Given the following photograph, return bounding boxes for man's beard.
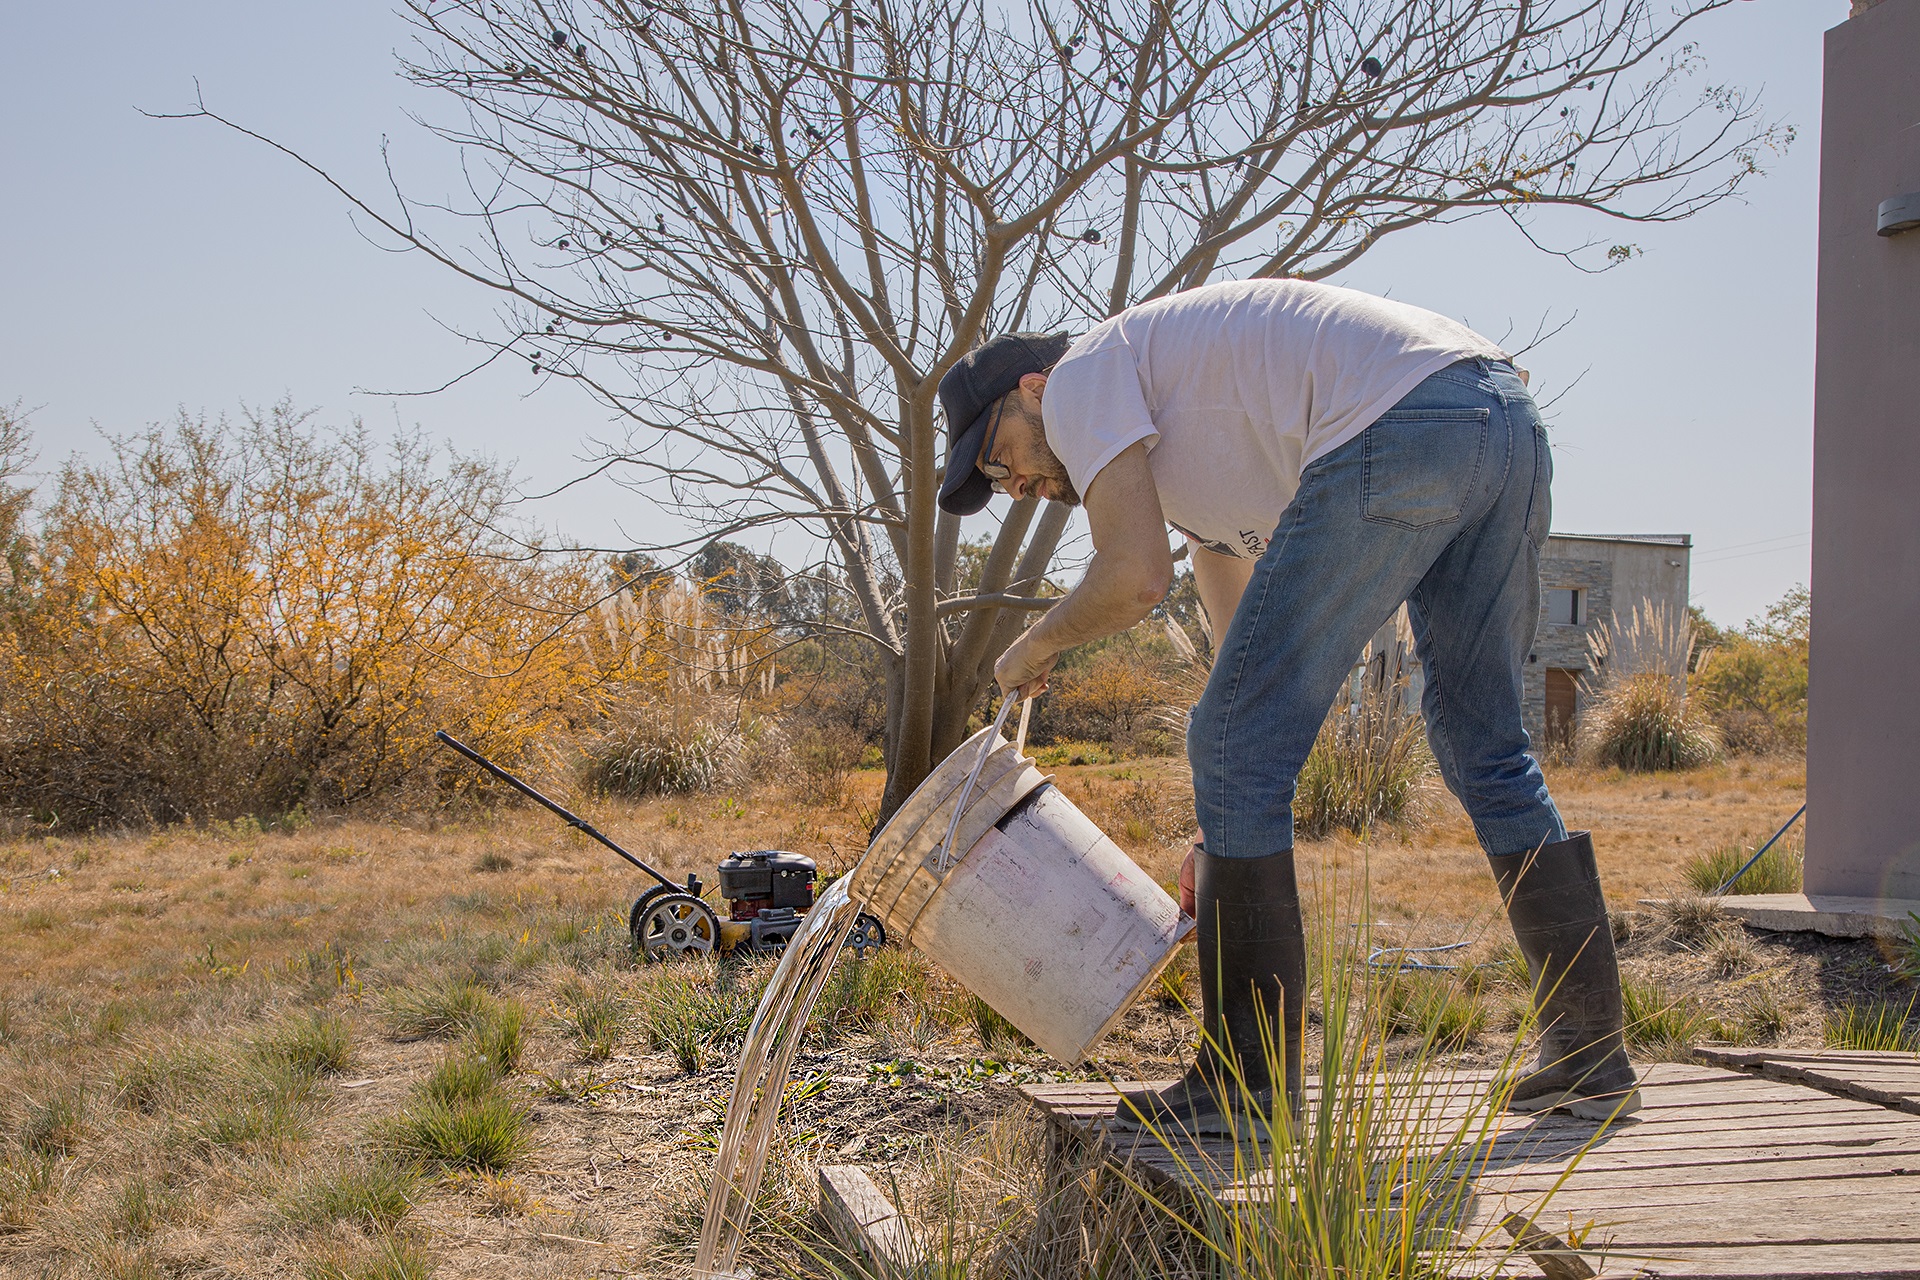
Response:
[1016,402,1082,506]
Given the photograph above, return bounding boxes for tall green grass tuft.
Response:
[379,979,496,1039]
[555,980,626,1062]
[1381,972,1489,1050]
[960,992,1032,1054]
[465,998,527,1075]
[264,1011,355,1077]
[18,1089,86,1157]
[177,1061,320,1155]
[1894,913,1920,984]
[810,947,938,1038]
[1293,676,1436,840]
[283,1159,422,1231]
[1681,839,1803,895]
[1825,999,1920,1052]
[302,1231,434,1280]
[633,956,766,1072]
[419,1055,503,1109]
[382,1093,531,1173]
[1155,628,1433,840]
[1621,977,1710,1059]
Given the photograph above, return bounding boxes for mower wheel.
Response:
[627,886,675,946]
[633,892,720,962]
[843,912,887,958]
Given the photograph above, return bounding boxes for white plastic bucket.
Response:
[851,724,1193,1064]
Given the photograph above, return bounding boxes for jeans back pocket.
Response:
[1360,407,1490,530]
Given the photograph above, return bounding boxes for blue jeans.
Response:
[1190,358,1566,860]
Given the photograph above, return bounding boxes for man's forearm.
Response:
[1027,548,1169,655]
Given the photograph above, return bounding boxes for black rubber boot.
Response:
[1488,831,1642,1120]
[1112,848,1305,1139]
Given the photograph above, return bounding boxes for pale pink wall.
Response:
[1806,0,1920,899]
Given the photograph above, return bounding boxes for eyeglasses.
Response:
[978,398,1012,492]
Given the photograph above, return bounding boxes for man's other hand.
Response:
[994,630,1059,697]
[1179,843,1197,917]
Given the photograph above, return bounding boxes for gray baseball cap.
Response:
[937,331,1074,516]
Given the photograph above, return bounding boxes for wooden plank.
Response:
[1500,1212,1597,1279]
[817,1165,918,1276]
[1464,1194,1920,1243]
[1453,1241,1920,1278]
[1697,1046,1920,1116]
[1478,1154,1920,1190]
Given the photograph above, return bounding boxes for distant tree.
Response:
[0,403,33,603]
[1692,584,1809,754]
[187,0,1790,818]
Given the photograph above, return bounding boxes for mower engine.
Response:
[716,850,817,952]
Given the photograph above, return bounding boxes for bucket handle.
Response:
[932,693,1030,874]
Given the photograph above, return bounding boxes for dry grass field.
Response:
[1,753,1907,1279]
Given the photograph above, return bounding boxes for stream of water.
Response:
[693,701,1027,1277]
[691,874,868,1277]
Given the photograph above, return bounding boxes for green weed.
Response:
[379,980,494,1039]
[381,1095,531,1173]
[18,1089,85,1157]
[1622,977,1710,1058]
[556,982,626,1062]
[533,1068,612,1103]
[635,958,764,1073]
[465,998,527,1075]
[283,1159,421,1231]
[1825,998,1920,1052]
[303,1231,434,1280]
[1682,840,1803,895]
[1382,972,1488,1050]
[265,1011,355,1078]
[961,992,1031,1054]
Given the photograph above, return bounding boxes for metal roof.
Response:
[1546,533,1692,548]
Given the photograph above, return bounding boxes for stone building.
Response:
[1524,533,1692,748]
[1360,532,1692,750]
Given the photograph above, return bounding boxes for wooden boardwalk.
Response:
[1022,1054,1920,1277]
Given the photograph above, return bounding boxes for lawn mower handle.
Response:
[434,730,683,892]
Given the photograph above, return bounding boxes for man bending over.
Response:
[936,278,1640,1136]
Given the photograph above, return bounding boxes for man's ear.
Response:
[1019,370,1049,401]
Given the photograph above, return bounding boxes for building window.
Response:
[1546,588,1582,626]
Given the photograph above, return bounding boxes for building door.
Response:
[1545,669,1580,750]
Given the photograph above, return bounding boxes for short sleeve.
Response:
[1040,335,1159,499]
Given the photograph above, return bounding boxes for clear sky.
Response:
[0,1,1847,628]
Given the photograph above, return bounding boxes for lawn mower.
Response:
[434,731,885,963]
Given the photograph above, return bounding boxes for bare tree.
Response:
[181,0,1786,818]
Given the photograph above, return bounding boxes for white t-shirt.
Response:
[1040,278,1507,559]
